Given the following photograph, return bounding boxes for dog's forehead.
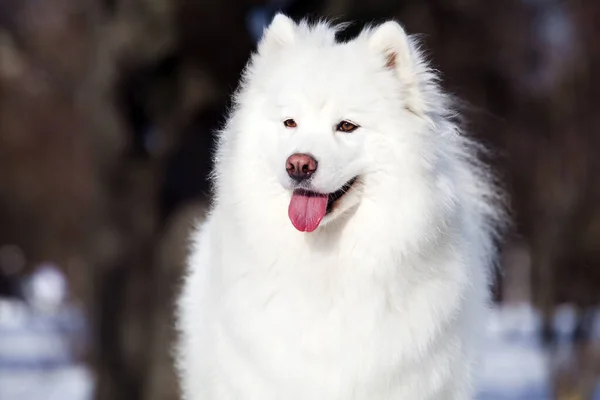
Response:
[285,44,372,81]
[266,43,386,108]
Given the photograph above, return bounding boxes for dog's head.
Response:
[219,15,456,235]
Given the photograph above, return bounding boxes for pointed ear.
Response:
[368,21,425,116]
[257,14,296,55]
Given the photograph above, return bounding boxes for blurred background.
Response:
[0,0,598,399]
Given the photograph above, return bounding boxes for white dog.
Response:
[176,14,504,400]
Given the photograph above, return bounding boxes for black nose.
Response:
[286,153,318,182]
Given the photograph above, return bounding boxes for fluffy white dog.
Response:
[176,14,504,400]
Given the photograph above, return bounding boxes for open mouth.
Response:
[288,177,358,232]
[326,176,357,214]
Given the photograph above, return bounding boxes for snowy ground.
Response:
[0,298,93,400]
[1,267,599,399]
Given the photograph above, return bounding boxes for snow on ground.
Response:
[0,267,599,400]
[0,265,93,400]
[479,304,600,399]
[478,304,551,399]
[0,298,93,400]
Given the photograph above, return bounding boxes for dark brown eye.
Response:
[336,120,359,133]
[283,119,297,128]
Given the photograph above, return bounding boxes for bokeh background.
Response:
[0,0,599,399]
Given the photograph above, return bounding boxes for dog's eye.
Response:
[283,119,297,128]
[336,121,359,133]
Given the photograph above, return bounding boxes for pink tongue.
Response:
[288,191,328,232]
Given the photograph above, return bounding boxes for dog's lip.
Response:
[326,176,357,214]
[291,177,358,214]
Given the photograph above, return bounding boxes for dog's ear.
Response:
[258,14,296,55]
[368,21,425,116]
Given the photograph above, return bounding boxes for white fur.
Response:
[176,14,505,400]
